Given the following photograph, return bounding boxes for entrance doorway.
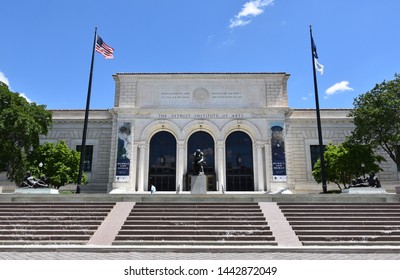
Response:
[186,131,216,191]
[225,131,254,191]
[148,131,176,191]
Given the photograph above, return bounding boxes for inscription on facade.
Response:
[211,92,242,99]
[158,113,243,119]
[160,91,243,102]
[160,92,190,99]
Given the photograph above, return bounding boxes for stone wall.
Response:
[40,110,113,187]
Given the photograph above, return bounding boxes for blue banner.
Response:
[270,122,287,181]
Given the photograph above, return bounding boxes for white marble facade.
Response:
[26,73,399,193]
[110,73,291,193]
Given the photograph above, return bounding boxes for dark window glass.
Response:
[76,145,93,172]
[225,131,254,191]
[148,131,177,191]
[396,146,400,172]
[310,145,326,170]
[186,131,216,191]
[187,131,215,174]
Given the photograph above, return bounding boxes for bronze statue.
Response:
[193,149,205,175]
[20,171,48,188]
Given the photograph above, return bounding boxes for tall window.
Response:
[187,131,215,174]
[76,145,93,172]
[149,131,176,191]
[225,131,254,191]
[310,145,326,170]
[187,131,215,191]
[396,145,400,172]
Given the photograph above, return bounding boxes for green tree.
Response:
[348,74,400,167]
[0,82,52,184]
[27,141,87,188]
[312,142,384,190]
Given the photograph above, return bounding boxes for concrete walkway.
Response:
[0,246,400,260]
[88,202,135,245]
[259,202,302,247]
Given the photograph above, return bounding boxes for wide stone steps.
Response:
[3,200,400,247]
[113,240,277,246]
[291,225,400,230]
[113,202,277,246]
[278,202,400,246]
[122,221,269,226]
[0,225,100,230]
[121,225,270,230]
[117,230,272,236]
[0,219,105,225]
[0,202,115,245]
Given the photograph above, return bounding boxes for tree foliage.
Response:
[312,141,384,189]
[0,82,52,183]
[348,74,400,166]
[27,141,87,188]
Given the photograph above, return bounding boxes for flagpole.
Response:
[76,27,97,194]
[310,25,327,193]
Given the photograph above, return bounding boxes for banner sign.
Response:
[270,121,287,181]
[116,122,131,182]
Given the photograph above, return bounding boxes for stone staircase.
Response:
[112,202,277,246]
[2,200,400,247]
[278,202,400,246]
[0,202,115,245]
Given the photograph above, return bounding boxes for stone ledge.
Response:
[58,184,77,192]
[341,187,387,194]
[14,188,59,194]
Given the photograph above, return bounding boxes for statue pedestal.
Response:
[14,188,59,194]
[341,187,386,194]
[191,175,207,194]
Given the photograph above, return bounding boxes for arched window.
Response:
[225,131,254,191]
[148,131,176,191]
[187,131,215,190]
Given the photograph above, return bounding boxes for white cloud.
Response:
[0,71,10,86]
[229,0,274,29]
[301,93,313,101]
[325,81,354,95]
[0,70,32,103]
[229,19,252,28]
[19,93,32,103]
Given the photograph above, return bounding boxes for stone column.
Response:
[217,141,225,193]
[264,143,271,192]
[130,144,138,192]
[256,144,265,192]
[137,144,146,192]
[177,142,185,192]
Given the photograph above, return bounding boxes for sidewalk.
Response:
[1,245,400,260]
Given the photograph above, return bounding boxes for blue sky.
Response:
[1,0,399,110]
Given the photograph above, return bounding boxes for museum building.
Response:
[36,73,398,193]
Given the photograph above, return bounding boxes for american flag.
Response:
[95,35,114,59]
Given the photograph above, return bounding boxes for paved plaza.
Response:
[0,246,399,260]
